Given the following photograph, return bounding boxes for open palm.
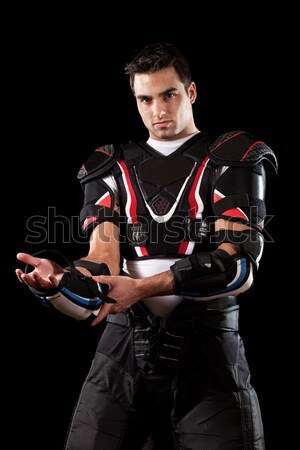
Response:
[16,252,65,291]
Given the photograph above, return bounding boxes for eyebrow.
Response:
[136,87,178,100]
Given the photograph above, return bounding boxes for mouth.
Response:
[153,120,172,128]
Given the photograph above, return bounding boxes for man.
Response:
[16,43,277,449]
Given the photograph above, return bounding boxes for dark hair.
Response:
[124,42,192,93]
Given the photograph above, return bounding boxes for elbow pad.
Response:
[26,251,114,321]
[170,229,264,300]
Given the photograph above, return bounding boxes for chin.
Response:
[154,129,178,140]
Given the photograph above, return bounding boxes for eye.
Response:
[140,97,151,105]
[164,92,176,100]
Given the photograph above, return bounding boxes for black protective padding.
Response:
[170,249,240,296]
[212,193,251,216]
[25,250,114,305]
[213,229,264,265]
[208,130,278,173]
[73,260,111,276]
[78,144,119,184]
[212,165,267,227]
[80,204,120,227]
[170,228,264,297]
[137,155,194,186]
[136,154,195,216]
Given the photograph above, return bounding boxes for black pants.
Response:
[64,299,265,450]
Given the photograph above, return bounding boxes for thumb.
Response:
[17,253,41,268]
[91,302,112,326]
[92,275,112,286]
[92,276,116,303]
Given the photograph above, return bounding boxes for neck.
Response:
[150,126,200,142]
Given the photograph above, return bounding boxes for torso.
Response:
[109,133,217,317]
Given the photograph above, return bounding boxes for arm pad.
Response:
[170,229,263,300]
[26,251,114,321]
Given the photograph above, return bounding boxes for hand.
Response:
[16,253,65,292]
[90,275,142,326]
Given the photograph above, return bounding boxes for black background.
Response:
[10,28,285,449]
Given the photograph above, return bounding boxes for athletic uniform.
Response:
[61,131,277,449]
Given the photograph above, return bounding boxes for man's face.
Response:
[133,66,197,141]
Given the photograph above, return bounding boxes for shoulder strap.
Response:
[207,130,278,173]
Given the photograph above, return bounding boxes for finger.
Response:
[16,269,24,283]
[91,302,112,326]
[16,253,41,268]
[93,276,113,298]
[32,272,45,286]
[21,272,47,290]
[108,305,127,314]
[92,275,112,284]
[48,274,60,288]
[20,273,36,288]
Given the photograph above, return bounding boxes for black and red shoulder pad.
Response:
[77,144,120,185]
[207,131,278,174]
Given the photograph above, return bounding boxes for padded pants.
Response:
[64,302,265,450]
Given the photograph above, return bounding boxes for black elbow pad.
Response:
[170,229,264,300]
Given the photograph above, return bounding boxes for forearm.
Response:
[78,222,121,276]
[90,269,176,318]
[136,270,175,299]
[129,238,240,301]
[134,244,238,301]
[135,229,260,302]
[78,253,120,276]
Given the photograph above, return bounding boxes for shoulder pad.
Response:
[77,144,120,184]
[182,132,214,163]
[207,130,278,173]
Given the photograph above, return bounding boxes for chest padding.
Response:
[136,155,195,219]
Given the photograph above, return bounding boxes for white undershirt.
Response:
[147,132,199,156]
[106,133,200,317]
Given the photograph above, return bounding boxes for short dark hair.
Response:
[124,42,192,93]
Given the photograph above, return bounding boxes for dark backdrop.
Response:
[11,34,283,449]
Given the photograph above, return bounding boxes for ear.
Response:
[189,81,197,104]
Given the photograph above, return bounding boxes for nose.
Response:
[152,99,166,119]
